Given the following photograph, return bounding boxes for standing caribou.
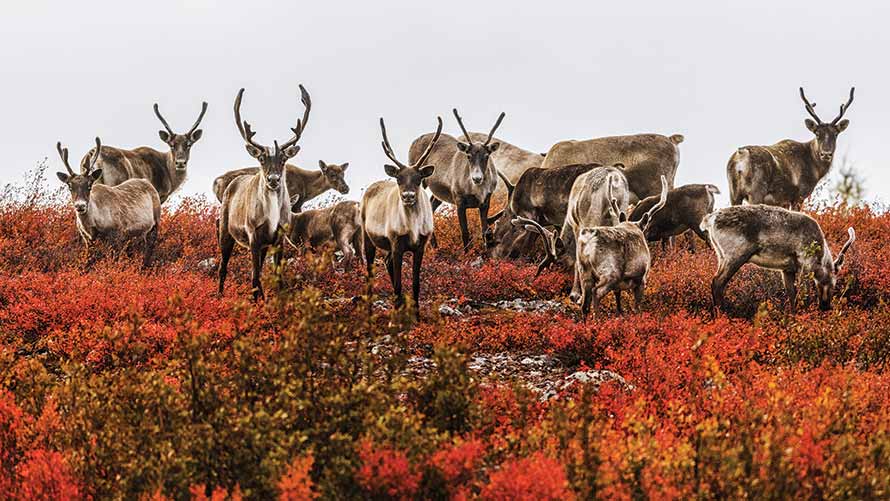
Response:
[628,184,720,247]
[409,109,505,250]
[703,205,855,313]
[460,132,544,197]
[212,160,350,212]
[541,133,684,202]
[727,87,855,209]
[217,86,311,300]
[81,101,208,204]
[362,116,443,319]
[57,138,161,268]
[289,200,363,263]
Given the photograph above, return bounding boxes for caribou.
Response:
[409,109,505,250]
[81,101,207,204]
[540,133,684,202]
[362,116,443,318]
[628,184,720,248]
[213,160,349,212]
[289,200,363,263]
[217,86,311,300]
[703,205,855,313]
[519,177,668,319]
[57,138,161,268]
[727,87,854,209]
[460,132,545,196]
[484,163,598,260]
[562,164,631,301]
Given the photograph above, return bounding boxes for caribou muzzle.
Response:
[266,174,281,191]
[401,191,417,206]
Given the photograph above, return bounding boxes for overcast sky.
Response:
[2,0,888,206]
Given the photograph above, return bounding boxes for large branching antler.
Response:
[88,137,102,172]
[831,87,855,125]
[484,112,506,146]
[634,176,668,231]
[279,84,312,151]
[188,101,209,135]
[511,215,558,277]
[799,87,823,124]
[453,108,473,144]
[379,118,408,169]
[233,88,265,151]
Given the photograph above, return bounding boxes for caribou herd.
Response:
[54,86,858,320]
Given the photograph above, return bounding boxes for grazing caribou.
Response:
[217,86,311,300]
[461,132,544,196]
[563,164,631,301]
[484,163,598,260]
[57,138,161,268]
[541,133,684,202]
[628,184,719,247]
[289,201,363,263]
[409,109,505,250]
[702,205,855,312]
[81,101,207,204]
[213,160,350,212]
[362,116,443,318]
[728,87,854,209]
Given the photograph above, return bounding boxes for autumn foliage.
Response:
[4,167,890,498]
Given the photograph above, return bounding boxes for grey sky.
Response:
[2,0,888,205]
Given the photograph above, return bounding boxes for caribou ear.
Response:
[56,172,70,183]
[805,119,818,133]
[89,169,103,182]
[836,119,850,133]
[419,165,435,178]
[245,144,264,159]
[282,145,301,159]
[190,129,203,142]
[318,160,328,172]
[340,162,349,171]
[158,130,171,143]
[488,142,500,152]
[384,164,400,178]
[613,162,626,169]
[456,142,470,153]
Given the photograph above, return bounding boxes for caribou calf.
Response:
[213,160,349,212]
[218,86,311,300]
[56,138,161,267]
[289,201,362,263]
[703,205,855,312]
[628,184,719,247]
[362,116,442,318]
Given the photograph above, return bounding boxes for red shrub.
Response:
[277,455,317,501]
[356,441,422,500]
[480,451,574,501]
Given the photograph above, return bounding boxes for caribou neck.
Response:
[164,151,188,189]
[807,140,834,177]
[302,169,333,201]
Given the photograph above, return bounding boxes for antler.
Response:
[511,216,558,277]
[88,137,102,172]
[453,108,473,144]
[56,142,74,175]
[831,87,855,125]
[635,176,668,231]
[279,84,312,151]
[484,112,506,146]
[799,87,823,124]
[379,117,408,169]
[833,227,856,270]
[188,101,209,135]
[411,116,444,167]
[233,88,265,151]
[153,103,175,134]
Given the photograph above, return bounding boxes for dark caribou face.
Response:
[247,143,299,191]
[456,141,498,185]
[805,120,848,164]
[57,170,102,214]
[155,101,207,171]
[319,160,350,194]
[385,164,434,207]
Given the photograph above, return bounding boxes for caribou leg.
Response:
[143,224,158,269]
[391,242,405,309]
[711,251,753,314]
[614,289,623,314]
[250,240,265,301]
[478,194,492,255]
[412,235,428,320]
[457,200,471,251]
[783,270,799,313]
[364,233,376,279]
[633,279,645,313]
[428,196,443,248]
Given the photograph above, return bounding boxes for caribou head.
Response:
[815,227,856,310]
[56,138,103,214]
[318,160,350,194]
[453,109,505,185]
[380,116,443,207]
[154,101,208,170]
[234,86,311,192]
[799,87,854,164]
